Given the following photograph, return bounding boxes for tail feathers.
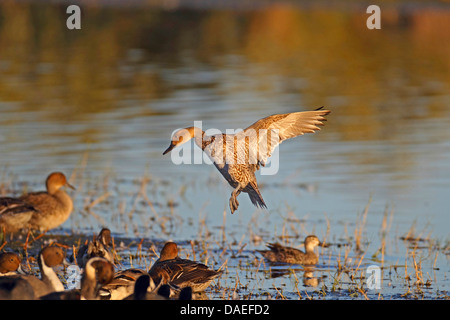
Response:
[247,181,267,209]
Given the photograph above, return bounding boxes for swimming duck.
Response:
[163,108,330,214]
[41,257,115,300]
[76,228,114,268]
[258,235,323,265]
[20,172,75,231]
[0,246,66,299]
[148,242,222,293]
[0,197,38,233]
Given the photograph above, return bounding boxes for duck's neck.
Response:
[304,244,316,254]
[47,184,60,195]
[39,255,65,292]
[80,263,97,300]
[189,127,206,150]
[53,189,73,213]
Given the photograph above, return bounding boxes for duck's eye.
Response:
[177,136,184,143]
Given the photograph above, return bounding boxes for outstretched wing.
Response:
[236,107,330,167]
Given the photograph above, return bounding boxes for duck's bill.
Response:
[66,183,76,190]
[163,143,175,155]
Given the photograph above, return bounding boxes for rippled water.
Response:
[0,1,449,299]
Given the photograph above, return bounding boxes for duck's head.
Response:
[304,235,322,251]
[0,252,21,274]
[163,127,197,155]
[81,257,115,299]
[97,228,112,246]
[40,246,66,268]
[46,172,75,194]
[159,241,178,261]
[89,257,115,286]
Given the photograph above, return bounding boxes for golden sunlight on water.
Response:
[0,1,448,232]
[1,2,449,178]
[0,2,449,116]
[0,0,449,301]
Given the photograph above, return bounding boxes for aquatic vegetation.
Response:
[1,169,447,300]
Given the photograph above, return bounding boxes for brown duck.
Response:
[163,108,330,214]
[258,235,323,265]
[148,242,222,293]
[20,172,75,231]
[0,197,38,233]
[0,246,66,299]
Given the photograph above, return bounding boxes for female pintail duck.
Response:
[76,228,114,268]
[258,235,323,265]
[148,242,223,293]
[98,267,152,300]
[0,197,38,233]
[41,257,115,300]
[20,172,75,231]
[163,108,330,214]
[0,246,66,299]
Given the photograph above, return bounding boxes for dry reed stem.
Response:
[84,208,107,226]
[291,271,303,299]
[432,251,439,269]
[85,192,111,209]
[54,242,70,249]
[111,237,124,268]
[190,240,196,261]
[355,196,371,252]
[150,244,159,259]
[221,208,227,243]
[303,289,312,300]
[411,251,423,285]
[217,258,228,272]
[26,229,49,247]
[358,285,369,300]
[274,286,286,300]
[352,252,367,284]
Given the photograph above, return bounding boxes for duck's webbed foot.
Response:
[229,188,241,214]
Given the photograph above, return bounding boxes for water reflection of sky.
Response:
[1,85,449,241]
[0,3,449,244]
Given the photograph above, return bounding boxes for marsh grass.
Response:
[0,168,448,300]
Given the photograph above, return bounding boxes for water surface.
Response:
[0,1,449,299]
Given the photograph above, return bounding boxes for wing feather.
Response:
[237,108,330,166]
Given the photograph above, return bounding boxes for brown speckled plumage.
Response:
[76,228,114,268]
[258,235,323,265]
[0,197,38,233]
[148,242,222,293]
[163,108,330,214]
[20,172,75,231]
